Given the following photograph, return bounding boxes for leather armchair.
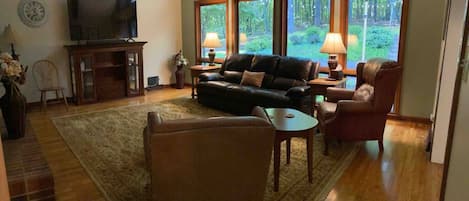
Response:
[143,107,275,201]
[317,58,402,154]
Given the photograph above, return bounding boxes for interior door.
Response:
[441,1,469,200]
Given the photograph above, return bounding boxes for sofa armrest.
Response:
[336,100,374,114]
[285,86,311,98]
[199,72,224,82]
[326,87,355,103]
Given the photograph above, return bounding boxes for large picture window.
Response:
[286,0,331,66]
[200,3,227,59]
[346,0,404,69]
[238,0,274,54]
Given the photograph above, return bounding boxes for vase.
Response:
[175,65,185,89]
[0,80,26,139]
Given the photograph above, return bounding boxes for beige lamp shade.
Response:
[320,33,346,54]
[203,32,222,48]
[239,33,248,44]
[3,24,17,44]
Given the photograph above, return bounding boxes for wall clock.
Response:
[17,0,48,28]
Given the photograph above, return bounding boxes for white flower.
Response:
[0,63,7,70]
[0,52,13,61]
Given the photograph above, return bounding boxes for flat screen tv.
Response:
[67,0,137,41]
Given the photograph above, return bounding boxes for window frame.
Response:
[338,0,409,76]
[282,0,334,73]
[195,0,229,65]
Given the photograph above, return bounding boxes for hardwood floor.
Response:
[25,88,442,201]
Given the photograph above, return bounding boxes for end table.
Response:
[308,77,347,113]
[190,65,221,99]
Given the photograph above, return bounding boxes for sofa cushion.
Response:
[250,88,289,107]
[224,71,243,84]
[197,81,232,96]
[276,57,313,81]
[221,54,254,73]
[226,84,256,100]
[251,55,279,74]
[270,77,307,91]
[240,71,265,87]
[353,84,374,102]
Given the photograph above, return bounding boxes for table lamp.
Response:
[3,24,18,60]
[320,33,346,79]
[202,32,222,66]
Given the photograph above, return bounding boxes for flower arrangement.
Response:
[0,52,26,85]
[174,50,188,67]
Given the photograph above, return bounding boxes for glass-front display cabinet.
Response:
[66,42,146,105]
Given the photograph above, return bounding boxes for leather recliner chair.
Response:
[317,58,402,154]
[143,107,275,201]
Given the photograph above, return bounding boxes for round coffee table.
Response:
[264,108,318,192]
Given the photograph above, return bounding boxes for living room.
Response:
[0,0,468,201]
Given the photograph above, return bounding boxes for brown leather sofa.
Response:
[317,58,402,154]
[197,54,320,115]
[143,107,275,201]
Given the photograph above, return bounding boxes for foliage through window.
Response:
[287,0,330,65]
[346,0,403,69]
[200,4,227,59]
[238,0,274,54]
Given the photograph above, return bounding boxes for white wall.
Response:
[431,0,467,164]
[0,0,182,103]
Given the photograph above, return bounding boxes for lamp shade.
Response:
[3,24,16,44]
[203,32,222,48]
[239,33,248,44]
[320,33,346,54]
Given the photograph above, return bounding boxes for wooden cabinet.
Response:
[66,42,146,104]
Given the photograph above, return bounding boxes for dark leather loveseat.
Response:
[197,54,320,115]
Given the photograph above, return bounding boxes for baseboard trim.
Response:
[387,113,432,125]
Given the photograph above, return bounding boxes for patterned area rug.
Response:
[52,97,359,201]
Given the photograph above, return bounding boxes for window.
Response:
[199,3,227,59]
[286,0,331,66]
[238,0,274,54]
[346,0,404,69]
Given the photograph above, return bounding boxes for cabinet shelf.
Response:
[94,63,125,69]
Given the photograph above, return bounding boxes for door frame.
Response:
[439,0,469,200]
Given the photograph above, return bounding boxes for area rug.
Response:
[52,97,359,201]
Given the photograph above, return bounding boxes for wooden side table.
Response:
[190,65,221,99]
[308,78,347,113]
[264,108,318,192]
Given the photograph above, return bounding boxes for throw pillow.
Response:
[352,84,375,102]
[240,70,265,88]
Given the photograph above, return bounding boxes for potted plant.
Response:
[0,52,27,140]
[174,50,188,89]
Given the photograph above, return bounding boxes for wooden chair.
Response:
[32,60,68,111]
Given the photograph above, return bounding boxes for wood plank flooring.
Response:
[25,88,443,201]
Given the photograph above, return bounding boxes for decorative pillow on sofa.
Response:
[352,84,375,102]
[240,70,265,87]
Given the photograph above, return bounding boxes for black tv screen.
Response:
[67,0,137,41]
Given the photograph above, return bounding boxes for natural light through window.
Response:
[200,4,227,59]
[287,0,330,65]
[238,0,274,54]
[346,0,403,69]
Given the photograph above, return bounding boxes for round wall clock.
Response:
[17,0,48,28]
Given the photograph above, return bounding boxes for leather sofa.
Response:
[143,107,275,201]
[317,58,402,154]
[197,54,320,115]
